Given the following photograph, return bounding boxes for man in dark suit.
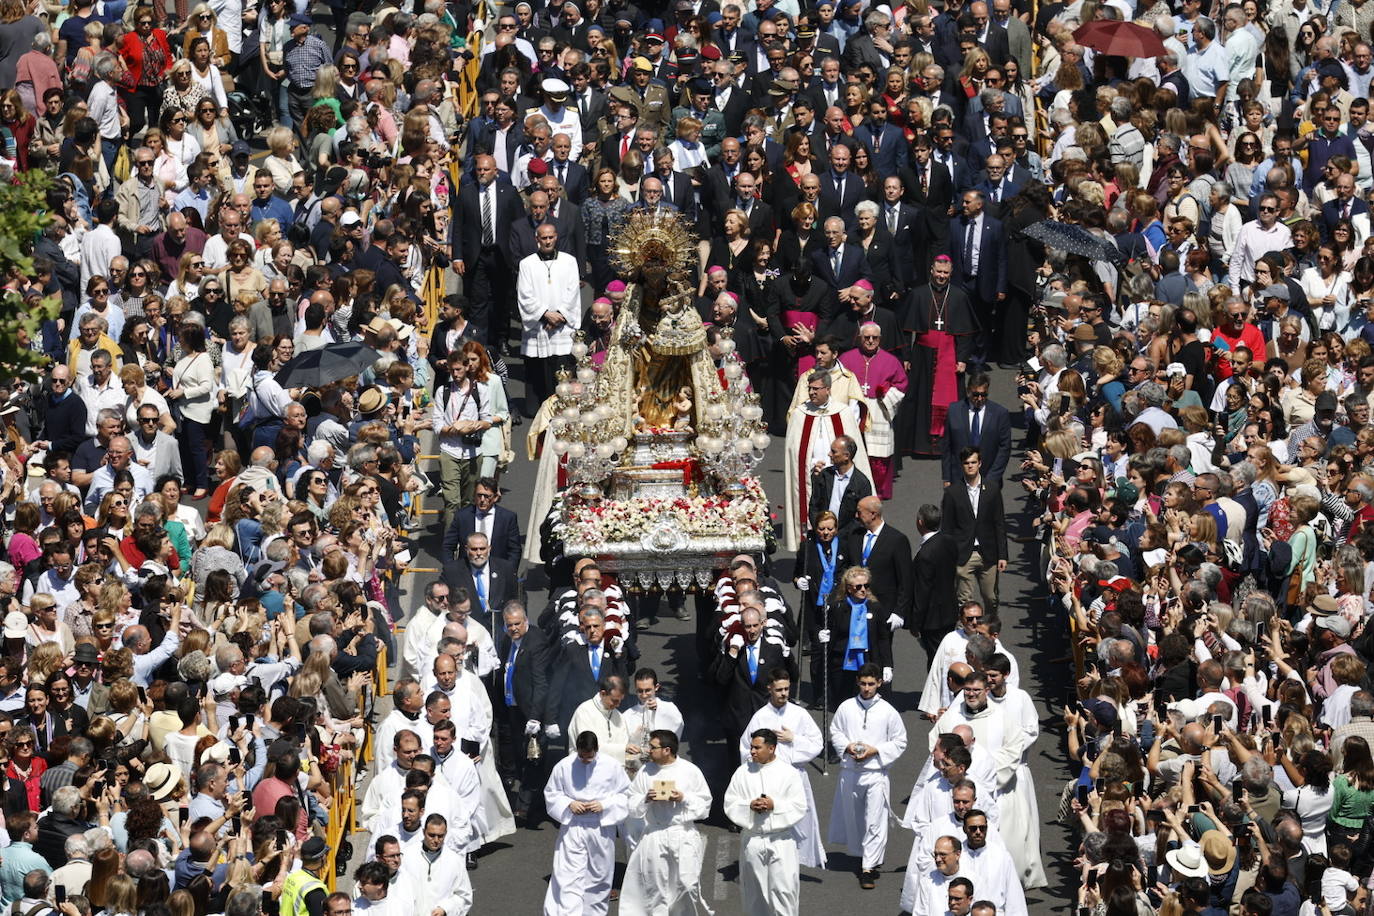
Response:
[508,188,557,265]
[710,58,751,136]
[818,145,867,229]
[454,155,524,351]
[878,176,922,288]
[810,217,872,318]
[702,136,747,222]
[646,152,700,223]
[1321,173,1370,240]
[908,503,960,663]
[939,374,1012,484]
[710,600,796,745]
[598,93,640,173]
[974,153,1021,219]
[806,55,846,114]
[569,63,607,157]
[843,9,895,75]
[947,189,1007,367]
[466,98,524,177]
[852,98,909,178]
[931,123,974,192]
[492,603,551,823]
[807,434,872,536]
[537,173,587,265]
[441,478,522,562]
[546,134,589,202]
[794,23,841,63]
[442,531,522,619]
[728,171,776,238]
[906,137,955,273]
[968,2,1011,68]
[545,609,634,738]
[844,496,913,630]
[814,105,859,171]
[939,445,1008,614]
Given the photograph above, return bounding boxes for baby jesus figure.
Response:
[672,387,694,430]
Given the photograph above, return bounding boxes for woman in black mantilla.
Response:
[895,255,979,458]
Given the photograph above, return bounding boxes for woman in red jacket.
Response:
[116,11,171,136]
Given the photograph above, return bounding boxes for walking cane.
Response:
[820,600,830,777]
[796,576,809,697]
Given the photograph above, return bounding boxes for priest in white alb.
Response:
[620,730,715,915]
[724,728,809,916]
[918,603,1020,719]
[567,674,634,766]
[543,730,632,915]
[960,809,1028,916]
[828,663,908,890]
[987,653,1048,889]
[738,667,826,869]
[782,368,871,551]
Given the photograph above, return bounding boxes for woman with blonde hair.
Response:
[261,125,302,193]
[181,4,231,69]
[166,251,205,302]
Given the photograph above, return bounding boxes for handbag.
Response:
[112,142,131,184]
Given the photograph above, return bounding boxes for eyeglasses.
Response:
[138,416,158,424]
[92,288,108,296]
[1258,206,1278,212]
[850,583,871,590]
[93,622,114,629]
[190,261,204,268]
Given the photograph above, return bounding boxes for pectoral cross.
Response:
[934,316,944,330]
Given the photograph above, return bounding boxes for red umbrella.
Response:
[1072,19,1167,58]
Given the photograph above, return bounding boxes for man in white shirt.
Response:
[430,351,494,521]
[82,436,155,513]
[738,669,827,869]
[724,729,808,916]
[1229,192,1293,290]
[75,350,124,435]
[828,664,908,889]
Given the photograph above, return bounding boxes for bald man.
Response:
[456,154,523,351]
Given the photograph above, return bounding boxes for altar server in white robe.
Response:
[428,643,516,843]
[374,681,430,772]
[738,668,826,869]
[361,729,424,831]
[986,653,1048,889]
[959,810,1028,916]
[724,728,809,916]
[827,663,908,889]
[918,603,1020,718]
[544,731,632,915]
[430,719,488,856]
[400,815,474,916]
[621,730,715,915]
[901,835,971,916]
[354,860,417,916]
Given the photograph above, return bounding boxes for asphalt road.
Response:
[368,363,1080,914]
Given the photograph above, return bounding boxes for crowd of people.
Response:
[4,0,1374,908]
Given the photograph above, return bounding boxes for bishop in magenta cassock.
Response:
[839,322,908,499]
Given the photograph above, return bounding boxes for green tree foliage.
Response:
[0,171,59,384]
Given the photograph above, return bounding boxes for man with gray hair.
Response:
[1130,382,1181,436]
[1107,97,1144,168]
[783,364,871,551]
[49,832,94,901]
[1185,17,1227,111]
[34,786,89,868]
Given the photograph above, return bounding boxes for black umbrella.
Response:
[1022,220,1125,266]
[274,342,383,388]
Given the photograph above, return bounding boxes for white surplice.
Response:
[440,669,516,843]
[901,863,970,916]
[620,756,715,915]
[399,843,473,916]
[918,629,1021,716]
[827,695,908,870]
[738,700,827,868]
[543,752,631,916]
[724,758,808,916]
[963,841,1029,916]
[568,697,631,764]
[989,686,1048,888]
[431,747,487,853]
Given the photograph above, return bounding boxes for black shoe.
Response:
[825,748,841,765]
[860,870,877,889]
[466,853,478,871]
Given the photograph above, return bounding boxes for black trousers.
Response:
[496,702,545,818]
[523,354,572,418]
[465,247,514,351]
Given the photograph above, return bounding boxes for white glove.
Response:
[882,666,894,684]
[888,614,905,630]
[524,720,540,736]
[728,633,745,651]
[796,576,811,592]
[545,724,561,740]
[818,628,831,644]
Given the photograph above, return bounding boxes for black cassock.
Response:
[894,281,978,459]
